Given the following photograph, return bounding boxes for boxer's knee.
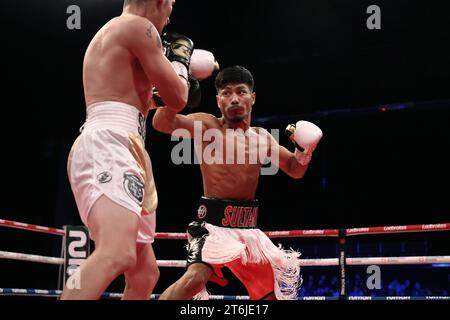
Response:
[125,268,159,298]
[97,249,137,275]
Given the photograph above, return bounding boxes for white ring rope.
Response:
[2,250,449,267]
[0,250,64,265]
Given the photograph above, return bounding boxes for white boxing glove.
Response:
[189,49,220,80]
[286,120,323,165]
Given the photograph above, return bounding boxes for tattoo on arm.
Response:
[146,25,163,49]
[146,27,152,39]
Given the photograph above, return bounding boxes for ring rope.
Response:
[2,250,449,267]
[0,288,249,300]
[2,220,449,300]
[1,219,449,238]
[0,250,64,265]
[0,219,65,236]
[0,288,449,300]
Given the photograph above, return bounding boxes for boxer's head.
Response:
[215,66,256,124]
[123,0,175,33]
[215,65,254,93]
[124,0,154,7]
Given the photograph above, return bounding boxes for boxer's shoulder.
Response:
[187,112,221,129]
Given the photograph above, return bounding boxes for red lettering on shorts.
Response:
[222,205,258,228]
[230,207,239,227]
[238,207,248,227]
[221,206,233,227]
[236,207,245,227]
[248,208,258,227]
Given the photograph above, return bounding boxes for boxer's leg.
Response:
[60,195,139,300]
[159,262,213,300]
[122,242,159,300]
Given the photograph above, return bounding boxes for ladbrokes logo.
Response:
[384,226,407,231]
[303,230,325,235]
[170,121,280,176]
[422,224,446,230]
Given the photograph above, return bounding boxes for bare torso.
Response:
[83,15,153,115]
[198,116,270,200]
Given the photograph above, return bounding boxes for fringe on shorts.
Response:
[192,223,302,300]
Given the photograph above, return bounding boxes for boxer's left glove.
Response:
[163,32,194,82]
[286,121,323,166]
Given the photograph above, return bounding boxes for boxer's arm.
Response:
[127,19,188,112]
[260,128,308,179]
[153,107,211,138]
[273,120,323,178]
[279,145,310,179]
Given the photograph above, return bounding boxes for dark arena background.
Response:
[1,0,449,306]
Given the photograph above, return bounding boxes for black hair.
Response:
[214,65,254,92]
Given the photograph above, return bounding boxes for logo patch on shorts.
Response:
[97,171,112,183]
[197,205,207,219]
[123,173,144,205]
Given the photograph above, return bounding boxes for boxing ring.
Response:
[1,218,449,300]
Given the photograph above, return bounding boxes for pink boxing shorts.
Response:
[67,101,158,243]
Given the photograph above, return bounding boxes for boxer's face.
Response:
[164,0,175,25]
[217,83,255,123]
[156,0,175,32]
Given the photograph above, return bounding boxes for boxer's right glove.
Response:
[285,121,323,166]
[163,32,194,82]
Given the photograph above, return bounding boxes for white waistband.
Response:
[83,101,146,136]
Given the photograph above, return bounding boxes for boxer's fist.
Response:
[286,121,322,165]
[189,49,220,80]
